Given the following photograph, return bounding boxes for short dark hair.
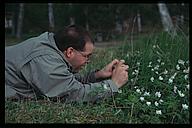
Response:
[54,25,94,52]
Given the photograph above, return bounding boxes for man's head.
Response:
[54,25,94,71]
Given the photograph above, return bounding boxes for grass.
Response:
[5,31,189,124]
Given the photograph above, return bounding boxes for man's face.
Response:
[65,42,94,72]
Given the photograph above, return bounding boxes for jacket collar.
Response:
[47,32,73,71]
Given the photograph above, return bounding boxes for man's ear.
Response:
[65,47,74,58]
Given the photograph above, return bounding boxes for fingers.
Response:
[116,60,128,70]
[111,59,120,66]
[117,59,124,65]
[121,64,129,71]
[111,67,129,88]
[111,59,125,66]
[111,59,128,71]
[120,59,125,63]
[110,59,119,71]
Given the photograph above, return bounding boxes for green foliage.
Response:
[5,32,189,123]
[23,4,49,33]
[5,3,189,35]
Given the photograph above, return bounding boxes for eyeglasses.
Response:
[74,49,92,61]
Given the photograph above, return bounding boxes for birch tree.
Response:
[158,3,176,35]
[137,10,142,33]
[115,7,122,33]
[16,3,24,39]
[84,6,89,31]
[48,3,55,32]
[69,3,75,25]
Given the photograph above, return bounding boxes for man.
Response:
[5,25,128,103]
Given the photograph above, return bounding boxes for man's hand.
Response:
[111,60,129,88]
[95,59,120,79]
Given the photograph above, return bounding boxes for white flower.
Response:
[178,90,185,97]
[173,72,177,77]
[134,86,138,89]
[140,97,145,101]
[176,64,180,70]
[180,94,185,97]
[171,72,178,80]
[182,104,189,110]
[118,89,122,94]
[178,59,185,65]
[136,89,141,94]
[161,62,165,65]
[183,67,189,73]
[171,76,175,80]
[151,68,154,71]
[156,110,162,115]
[137,62,140,66]
[149,62,152,65]
[186,84,189,89]
[146,101,151,106]
[150,77,154,82]
[155,101,159,106]
[154,65,159,70]
[157,59,161,63]
[155,92,161,98]
[159,76,163,81]
[144,91,150,96]
[159,99,164,103]
[184,74,188,80]
[155,71,159,74]
[174,86,177,93]
[153,45,156,48]
[168,78,173,84]
[132,71,136,75]
[141,87,145,91]
[134,69,139,74]
[163,69,168,74]
[131,79,134,82]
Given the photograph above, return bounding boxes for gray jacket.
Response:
[5,32,118,102]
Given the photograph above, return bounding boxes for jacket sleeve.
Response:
[20,54,119,103]
[73,70,103,84]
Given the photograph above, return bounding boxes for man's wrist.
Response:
[111,78,120,89]
[95,70,104,79]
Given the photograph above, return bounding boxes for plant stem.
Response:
[129,103,134,123]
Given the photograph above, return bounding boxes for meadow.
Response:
[5,31,189,123]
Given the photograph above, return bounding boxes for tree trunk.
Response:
[69,17,75,25]
[115,8,122,33]
[69,3,75,25]
[137,10,142,33]
[180,3,185,27]
[48,3,55,32]
[158,3,176,35]
[84,6,89,31]
[16,3,24,39]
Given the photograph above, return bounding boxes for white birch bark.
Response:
[48,3,55,31]
[137,11,142,33]
[158,3,176,35]
[69,3,75,25]
[115,8,122,33]
[16,3,24,39]
[84,6,89,31]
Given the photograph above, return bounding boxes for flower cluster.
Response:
[130,58,190,116]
